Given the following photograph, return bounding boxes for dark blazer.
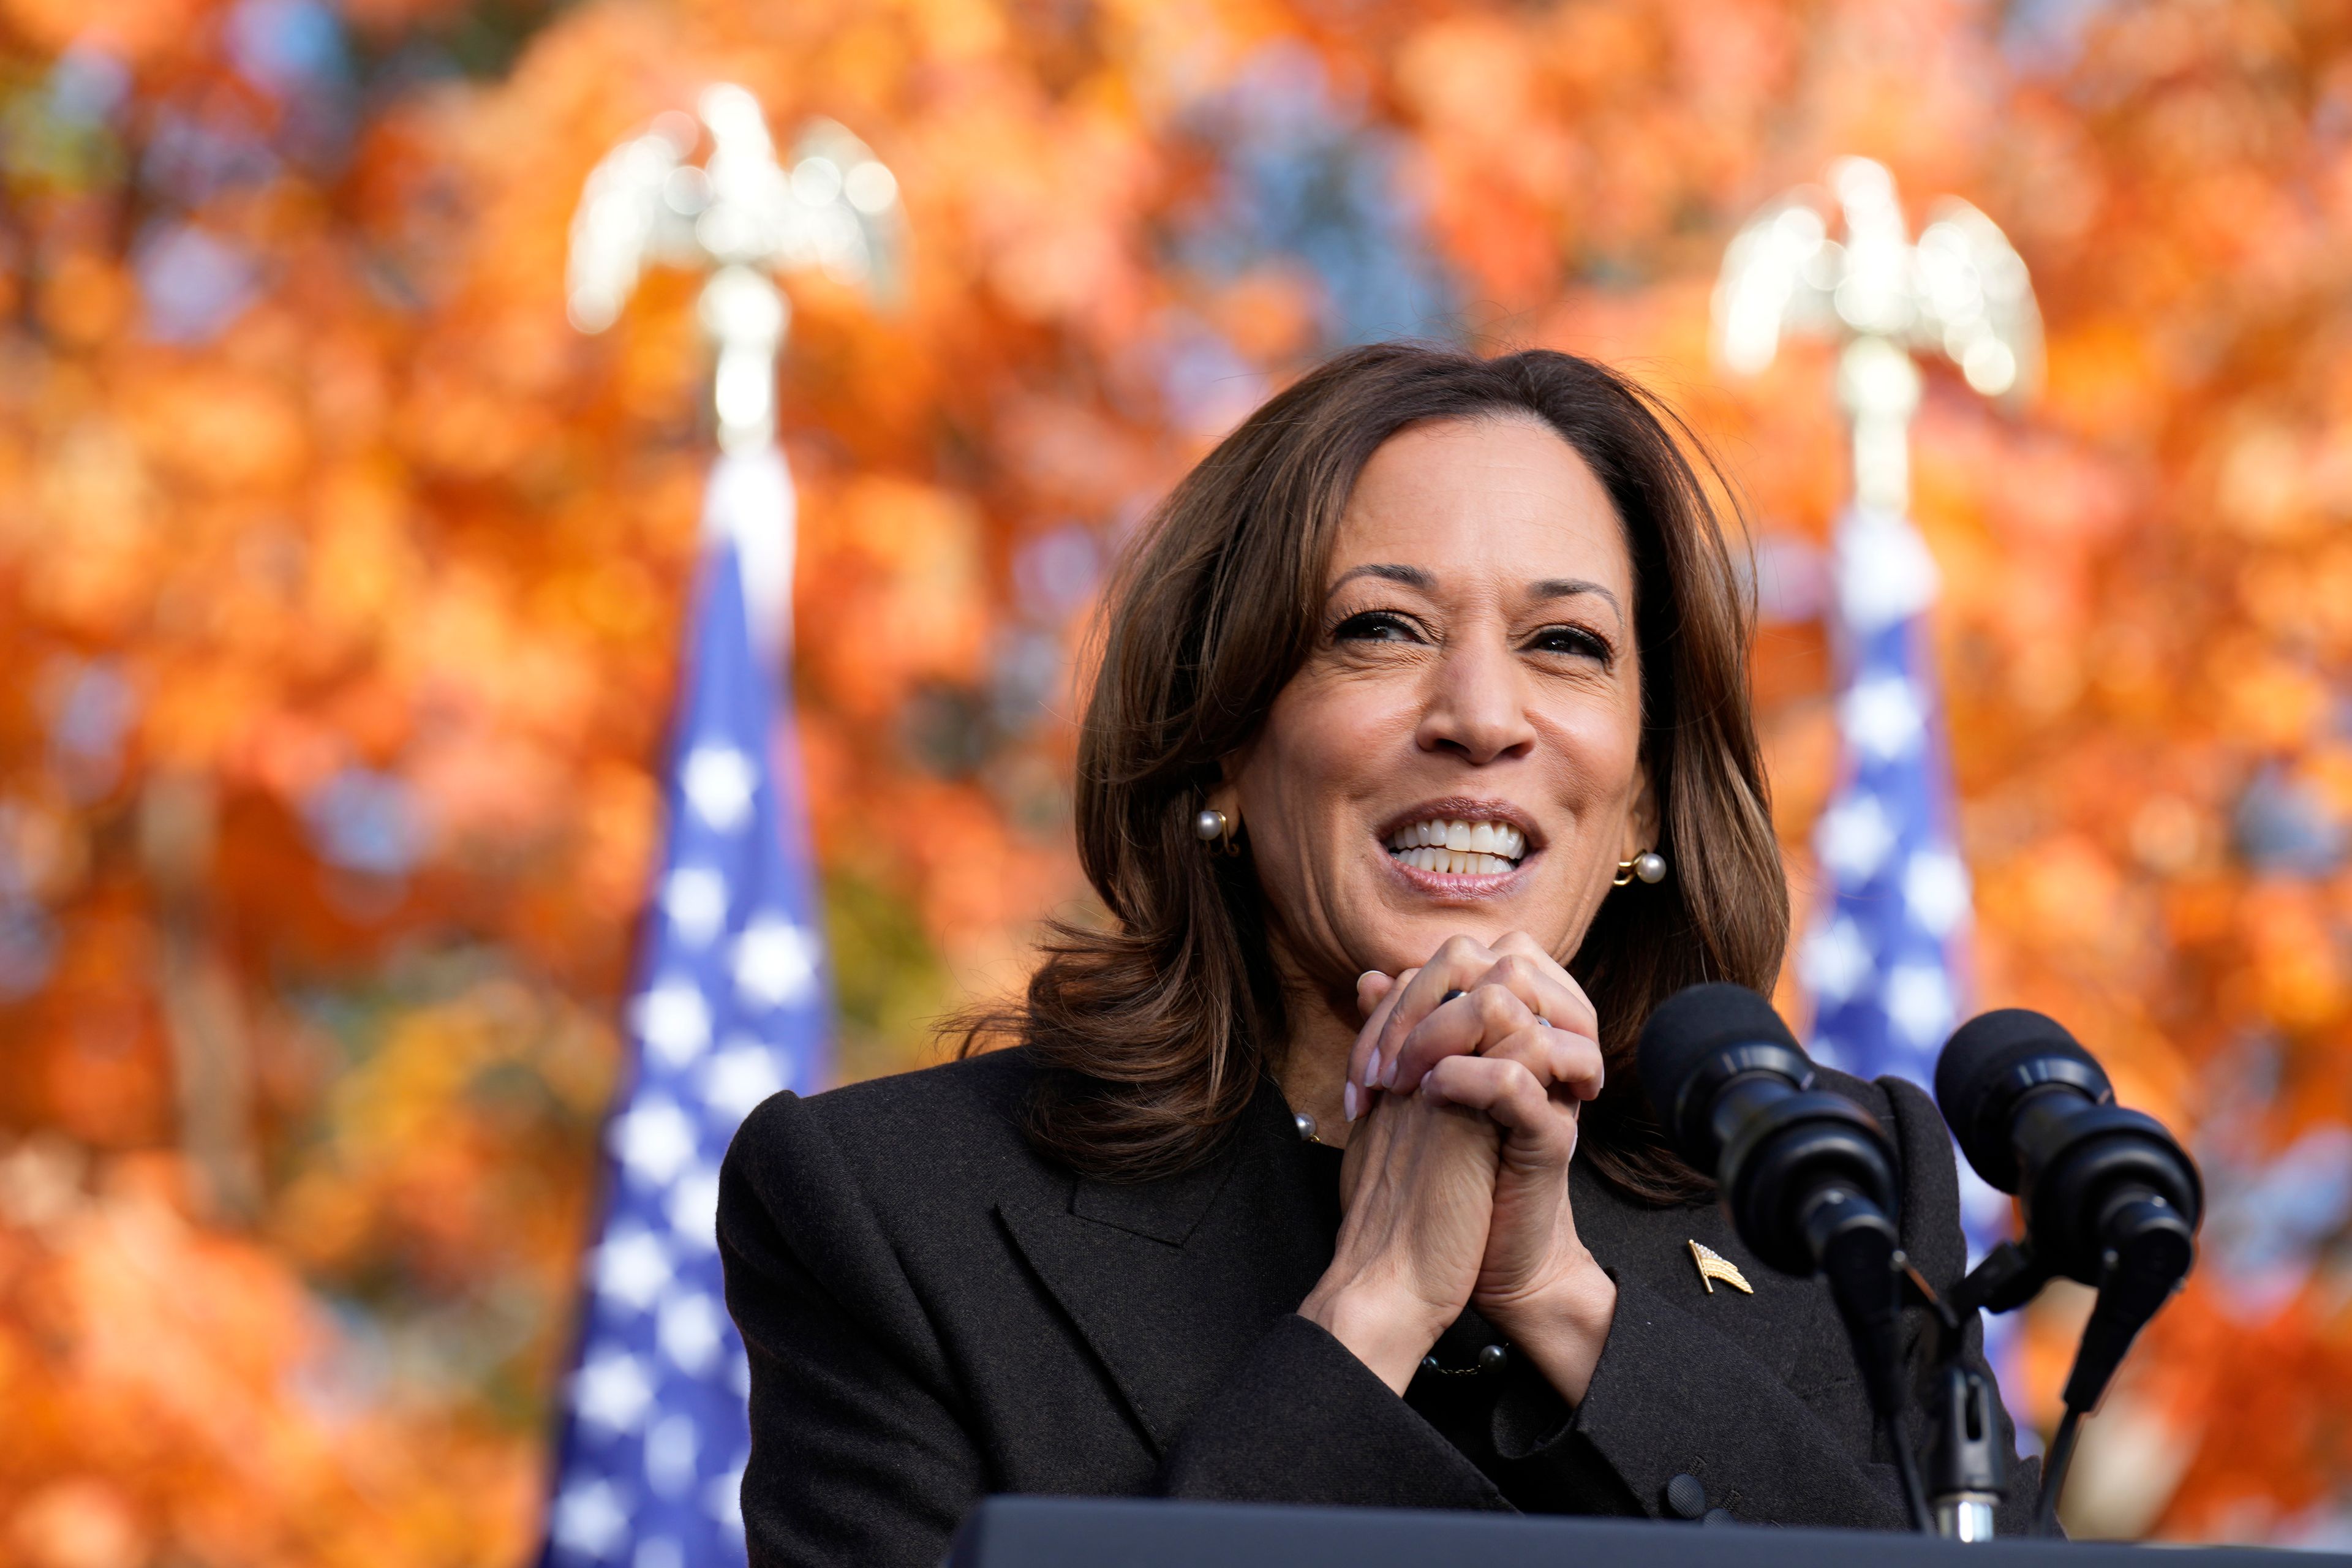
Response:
[717,1046,2038,1567]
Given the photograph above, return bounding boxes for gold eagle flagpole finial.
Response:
[1689,1240,1754,1295]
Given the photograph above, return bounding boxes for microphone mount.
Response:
[1934,1009,2204,1537]
[1898,1265,2008,1542]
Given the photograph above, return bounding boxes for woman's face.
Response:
[1225,413,1655,991]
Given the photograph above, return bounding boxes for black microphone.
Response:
[1934,1009,2203,1533]
[1639,983,1930,1529]
[1638,982,1903,1278]
[1934,1009,2201,1374]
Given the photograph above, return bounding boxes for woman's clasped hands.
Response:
[1298,933,1619,1403]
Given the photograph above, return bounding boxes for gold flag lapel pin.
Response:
[1689,1240,1754,1295]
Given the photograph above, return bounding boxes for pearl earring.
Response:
[1195,808,1240,856]
[1615,850,1668,887]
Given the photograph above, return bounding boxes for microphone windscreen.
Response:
[1637,982,1800,1154]
[1934,1009,2107,1190]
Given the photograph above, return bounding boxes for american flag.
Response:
[541,526,831,1568]
[1798,507,2011,1273]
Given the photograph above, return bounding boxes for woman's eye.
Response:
[1531,626,1610,660]
[1333,611,1420,643]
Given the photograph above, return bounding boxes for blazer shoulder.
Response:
[1812,1066,1943,1162]
[724,1046,1060,1227]
[1814,1062,1894,1121]
[778,1042,1036,1144]
[1817,1064,1969,1283]
[1812,1064,1948,1180]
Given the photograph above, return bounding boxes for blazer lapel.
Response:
[997,1083,1338,1453]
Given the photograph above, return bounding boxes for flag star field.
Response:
[1801,508,2013,1273]
[543,539,830,1568]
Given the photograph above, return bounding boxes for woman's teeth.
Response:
[1384,818,1526,876]
[1395,846,1518,875]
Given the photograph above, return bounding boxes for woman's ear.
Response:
[1205,745,1248,828]
[1624,758,1660,859]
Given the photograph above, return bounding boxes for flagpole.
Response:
[1712,153,2041,1144]
[541,87,904,1568]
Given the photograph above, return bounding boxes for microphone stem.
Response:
[2035,1408,2082,1537]
[1888,1412,1934,1534]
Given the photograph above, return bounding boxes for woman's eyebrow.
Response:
[1327,562,1435,595]
[1530,577,1624,624]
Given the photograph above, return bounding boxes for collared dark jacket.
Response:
[717,1046,2037,1567]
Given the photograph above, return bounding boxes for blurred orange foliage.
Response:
[2,0,2351,1558]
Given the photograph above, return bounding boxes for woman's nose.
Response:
[1414,638,1536,765]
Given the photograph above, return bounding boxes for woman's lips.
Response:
[1381,849,1532,897]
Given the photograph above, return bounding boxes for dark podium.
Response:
[944,1496,2351,1568]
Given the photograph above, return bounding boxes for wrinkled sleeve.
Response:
[1154,1314,1507,1511]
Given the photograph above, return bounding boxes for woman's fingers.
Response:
[1362,936,1498,1088]
[1421,1054,1568,1148]
[1382,954,1605,1100]
[1476,1020,1606,1106]
[1488,931,1600,1041]
[1344,967,1417,1120]
[1347,969,1395,1123]
[1381,980,1529,1093]
[1424,1053,1585,1190]
[1351,932,1610,1114]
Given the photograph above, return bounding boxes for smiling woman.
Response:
[1017,347,1781,1202]
[716,344,2035,1566]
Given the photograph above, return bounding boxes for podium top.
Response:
[944,1496,2348,1568]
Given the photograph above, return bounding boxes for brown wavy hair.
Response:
[966,342,1787,1202]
